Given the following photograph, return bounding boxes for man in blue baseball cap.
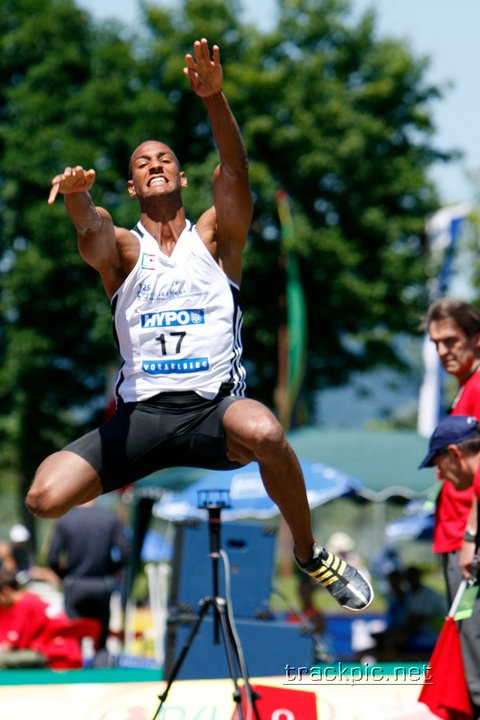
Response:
[420,414,480,719]
[419,414,480,476]
[419,414,480,581]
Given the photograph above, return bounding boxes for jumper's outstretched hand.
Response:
[183,38,223,98]
[48,166,96,205]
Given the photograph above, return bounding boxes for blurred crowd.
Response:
[0,515,445,670]
[0,499,130,669]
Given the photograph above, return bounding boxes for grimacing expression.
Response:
[128,141,186,199]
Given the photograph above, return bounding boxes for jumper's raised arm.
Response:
[28,39,373,618]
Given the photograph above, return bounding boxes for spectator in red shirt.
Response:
[0,570,82,669]
[423,300,480,717]
[424,300,480,567]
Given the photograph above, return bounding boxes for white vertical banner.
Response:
[425,203,471,297]
[417,204,471,437]
[417,333,443,437]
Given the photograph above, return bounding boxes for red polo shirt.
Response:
[433,369,480,553]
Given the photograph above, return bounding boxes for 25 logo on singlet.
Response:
[141,309,205,328]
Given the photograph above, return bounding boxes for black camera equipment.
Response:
[152,489,261,720]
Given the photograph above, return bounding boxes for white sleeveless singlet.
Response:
[111,220,246,403]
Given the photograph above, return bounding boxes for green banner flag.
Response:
[275,191,308,429]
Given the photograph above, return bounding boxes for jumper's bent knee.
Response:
[25,484,58,519]
[248,415,286,455]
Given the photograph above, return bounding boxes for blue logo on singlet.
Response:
[141,309,205,328]
[142,358,209,374]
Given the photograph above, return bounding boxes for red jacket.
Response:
[0,591,82,669]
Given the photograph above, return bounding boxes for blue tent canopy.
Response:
[153,459,363,522]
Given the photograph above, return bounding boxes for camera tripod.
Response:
[152,489,261,720]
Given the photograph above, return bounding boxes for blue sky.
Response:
[77,0,480,207]
[353,0,480,209]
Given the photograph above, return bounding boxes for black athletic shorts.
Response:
[64,386,244,494]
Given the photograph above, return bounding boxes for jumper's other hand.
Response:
[183,38,223,98]
[48,166,96,205]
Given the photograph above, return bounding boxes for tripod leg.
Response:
[152,598,212,720]
[215,598,262,720]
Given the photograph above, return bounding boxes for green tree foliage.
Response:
[0,0,150,519]
[0,0,453,523]
[238,0,449,397]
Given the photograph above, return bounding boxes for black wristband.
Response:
[464,530,477,543]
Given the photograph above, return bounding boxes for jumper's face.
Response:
[428,317,480,380]
[128,141,186,200]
